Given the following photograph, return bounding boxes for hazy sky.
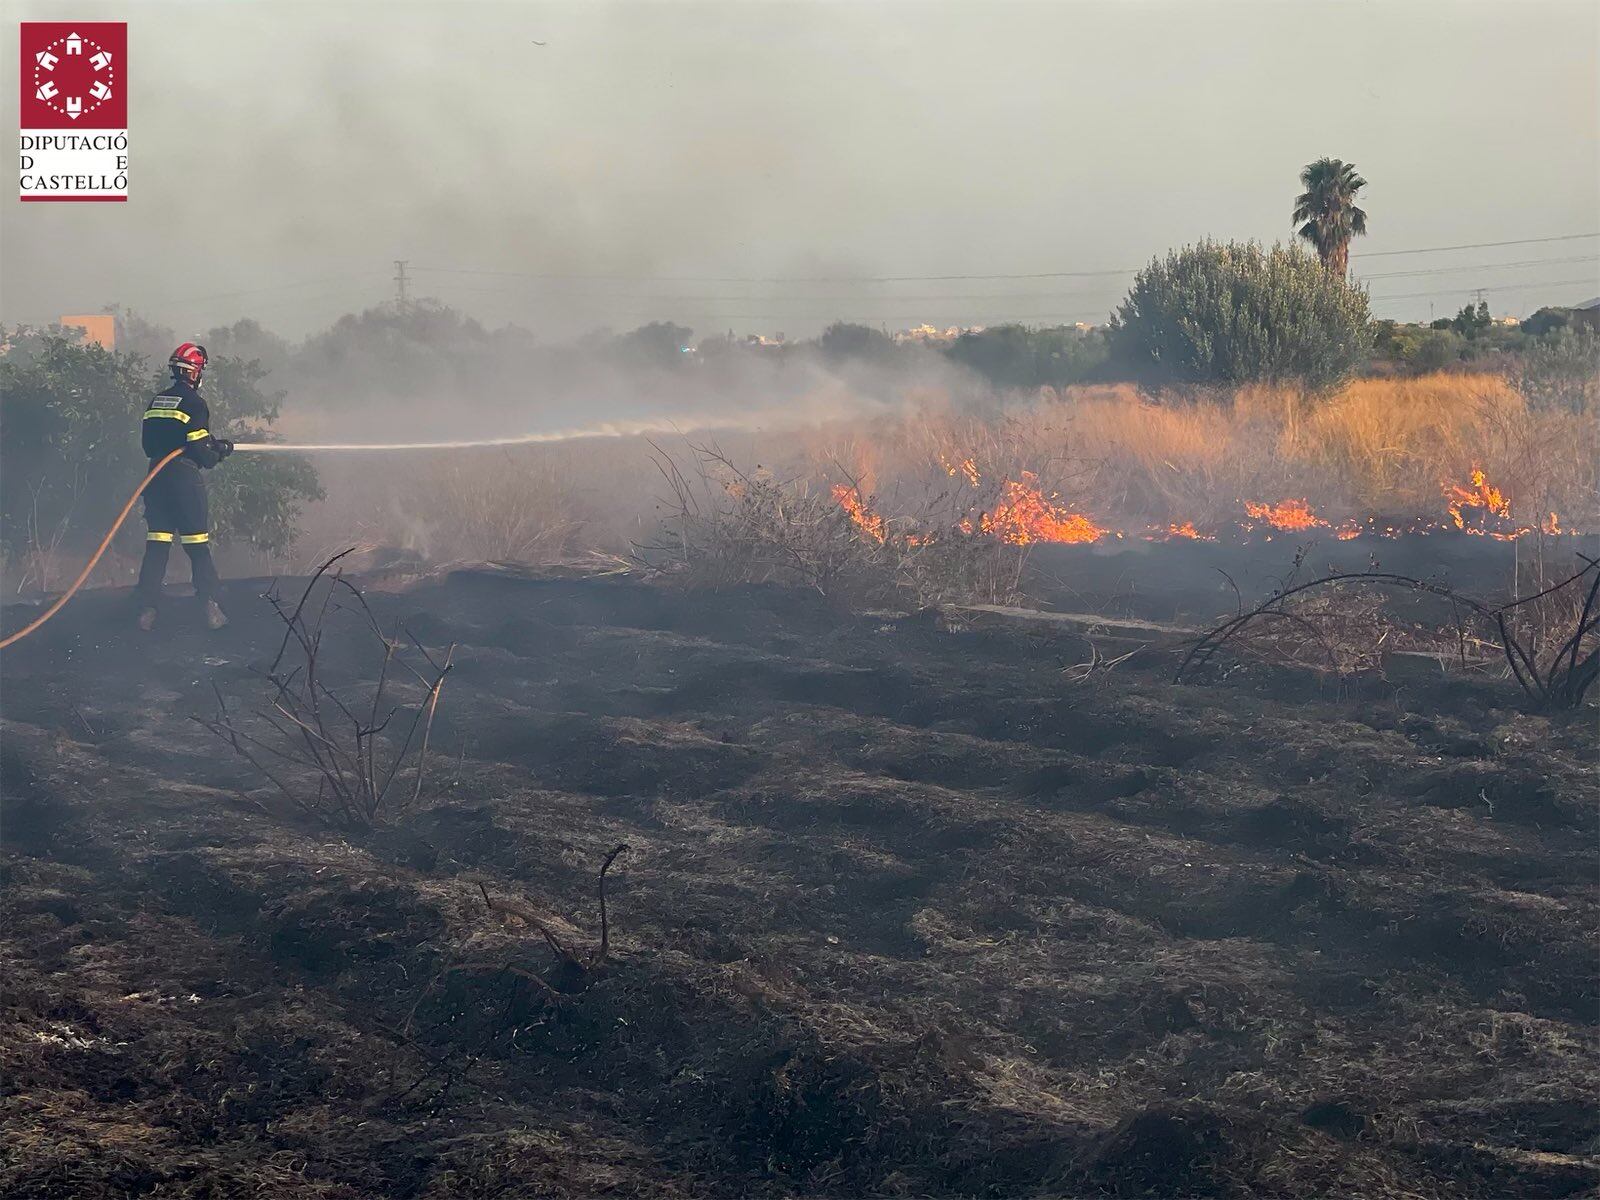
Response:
[4,0,1597,341]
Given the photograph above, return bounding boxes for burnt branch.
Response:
[1177,559,1600,710]
[433,844,631,1029]
[201,552,456,829]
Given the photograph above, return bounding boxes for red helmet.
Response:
[169,342,208,385]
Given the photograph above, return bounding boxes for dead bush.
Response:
[639,442,882,596]
[201,550,455,828]
[1178,555,1599,709]
[636,442,1030,608]
[399,843,628,1082]
[414,450,589,565]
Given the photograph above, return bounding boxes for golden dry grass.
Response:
[926,373,1598,534]
[1290,374,1591,518]
[281,371,1595,577]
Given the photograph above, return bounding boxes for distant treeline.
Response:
[81,285,1600,405]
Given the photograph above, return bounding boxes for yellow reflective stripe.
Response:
[186,427,211,442]
[179,532,210,544]
[144,409,191,423]
[147,531,175,543]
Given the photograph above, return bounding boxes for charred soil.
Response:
[2,566,1596,1198]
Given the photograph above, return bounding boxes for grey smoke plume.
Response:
[3,0,1595,340]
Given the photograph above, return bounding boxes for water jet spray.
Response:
[0,414,791,647]
[231,418,712,454]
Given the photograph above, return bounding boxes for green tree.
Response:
[816,322,899,364]
[1520,307,1573,338]
[294,301,497,406]
[1447,300,1492,338]
[103,304,178,361]
[0,331,149,584]
[0,328,319,588]
[204,317,292,375]
[1110,240,1373,390]
[943,324,1108,389]
[610,321,694,369]
[1293,158,1368,276]
[1515,325,1600,412]
[1412,328,1464,372]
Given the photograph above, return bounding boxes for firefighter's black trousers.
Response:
[136,458,220,606]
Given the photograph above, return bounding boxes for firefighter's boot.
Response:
[204,600,228,631]
[137,607,159,632]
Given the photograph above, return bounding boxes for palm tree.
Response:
[1293,158,1367,276]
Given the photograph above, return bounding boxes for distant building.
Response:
[893,324,984,344]
[60,313,116,349]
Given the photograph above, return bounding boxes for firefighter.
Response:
[135,343,234,631]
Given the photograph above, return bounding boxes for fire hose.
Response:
[0,419,714,649]
[0,447,188,650]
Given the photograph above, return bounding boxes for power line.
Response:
[163,272,388,306]
[1352,232,1599,259]
[1354,253,1599,281]
[138,245,1597,330]
[1370,276,1598,303]
[141,234,1600,318]
[428,283,1120,304]
[430,274,1596,322]
[410,264,1143,284]
[156,280,391,318]
[409,232,1599,286]
[412,255,1597,306]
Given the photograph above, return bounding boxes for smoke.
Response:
[221,301,1010,570]
[6,2,1594,338]
[245,302,996,452]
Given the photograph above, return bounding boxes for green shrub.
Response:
[944,324,1109,389]
[1514,325,1600,413]
[1411,328,1465,372]
[0,328,319,587]
[1110,240,1372,390]
[817,322,900,365]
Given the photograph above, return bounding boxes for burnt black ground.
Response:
[1,563,1596,1198]
[1026,531,1600,625]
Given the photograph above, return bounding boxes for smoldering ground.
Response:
[2,553,1596,1198]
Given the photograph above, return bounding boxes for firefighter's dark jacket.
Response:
[142,380,224,468]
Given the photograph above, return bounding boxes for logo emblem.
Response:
[19,23,128,201]
[32,30,116,120]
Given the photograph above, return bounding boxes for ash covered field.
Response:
[2,540,1596,1199]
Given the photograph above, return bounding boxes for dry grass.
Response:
[771,372,1596,544]
[635,442,1028,608]
[280,372,1595,593]
[1291,374,1595,520]
[910,373,1597,536]
[402,450,590,565]
[7,370,1586,599]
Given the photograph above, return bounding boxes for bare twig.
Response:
[1178,559,1600,710]
[202,553,455,828]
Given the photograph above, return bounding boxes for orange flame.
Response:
[831,484,886,544]
[1242,498,1327,532]
[1444,467,1513,534]
[829,461,1579,549]
[979,473,1108,545]
[939,454,981,487]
